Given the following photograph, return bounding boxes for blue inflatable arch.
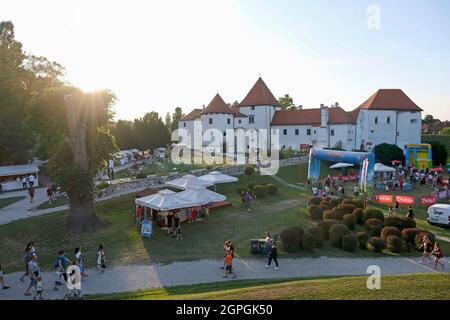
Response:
[308,148,375,186]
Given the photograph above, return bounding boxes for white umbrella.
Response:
[329,163,354,169]
[177,184,226,206]
[197,171,238,191]
[135,189,199,211]
[374,163,396,172]
[165,174,213,190]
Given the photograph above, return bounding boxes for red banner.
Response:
[395,195,415,205]
[374,194,393,204]
[421,196,436,206]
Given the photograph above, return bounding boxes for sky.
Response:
[2,0,450,121]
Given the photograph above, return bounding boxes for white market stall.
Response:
[0,164,39,191]
[197,171,238,191]
[374,163,396,172]
[164,174,213,190]
[176,184,226,206]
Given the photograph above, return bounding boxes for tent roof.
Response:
[197,171,238,184]
[0,164,39,177]
[165,174,213,190]
[135,189,198,211]
[374,163,396,172]
[176,185,226,206]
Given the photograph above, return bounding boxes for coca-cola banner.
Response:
[374,194,393,204]
[395,195,415,205]
[421,196,436,206]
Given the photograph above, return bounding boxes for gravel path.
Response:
[0,256,447,300]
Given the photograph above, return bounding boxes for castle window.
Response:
[283,129,287,135]
[411,119,417,124]
[251,106,255,110]
[387,116,390,124]
[183,122,186,127]
[375,117,378,124]
[307,129,311,136]
[249,115,255,124]
[295,129,299,135]
[209,118,213,125]
[331,129,335,136]
[238,119,242,124]
[227,119,231,125]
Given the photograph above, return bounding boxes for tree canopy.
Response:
[373,143,405,166]
[278,94,297,110]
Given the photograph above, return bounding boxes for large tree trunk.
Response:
[64,95,102,232]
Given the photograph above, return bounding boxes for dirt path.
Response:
[0,256,447,300]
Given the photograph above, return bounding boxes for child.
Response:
[432,243,445,270]
[0,263,10,289]
[34,276,44,300]
[176,226,183,240]
[223,251,236,279]
[97,244,106,272]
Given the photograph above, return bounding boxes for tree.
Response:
[164,112,172,131]
[422,114,441,125]
[134,112,170,150]
[429,141,448,166]
[110,120,135,150]
[170,107,183,132]
[440,127,450,135]
[374,143,405,166]
[278,94,296,110]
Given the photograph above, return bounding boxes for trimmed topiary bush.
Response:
[399,217,416,229]
[329,197,343,208]
[351,199,364,208]
[356,232,369,250]
[266,184,278,195]
[319,201,334,210]
[401,228,421,244]
[323,209,337,221]
[244,166,255,176]
[338,203,357,215]
[317,220,339,239]
[136,172,147,179]
[248,182,256,191]
[308,205,325,220]
[329,224,350,248]
[342,214,356,230]
[308,197,322,206]
[385,216,417,230]
[365,218,384,237]
[308,225,324,248]
[253,185,267,199]
[302,233,316,252]
[386,235,402,253]
[380,226,402,242]
[363,208,385,222]
[369,237,386,253]
[414,231,436,249]
[342,233,358,252]
[280,227,303,252]
[352,208,364,225]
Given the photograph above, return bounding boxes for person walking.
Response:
[46,185,54,205]
[97,244,106,272]
[204,206,210,223]
[166,212,173,236]
[22,176,28,189]
[34,275,44,300]
[74,247,87,278]
[28,186,36,203]
[186,207,193,223]
[394,201,400,214]
[173,214,180,238]
[265,243,279,270]
[53,250,70,291]
[407,206,415,219]
[199,206,206,223]
[24,254,39,296]
[223,251,236,279]
[353,185,359,199]
[135,205,142,225]
[419,236,433,264]
[19,244,33,282]
[432,242,445,270]
[263,232,273,257]
[0,263,10,289]
[28,174,35,187]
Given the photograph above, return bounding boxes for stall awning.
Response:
[135,189,199,211]
[165,174,213,190]
[197,171,238,185]
[0,164,39,177]
[176,185,226,206]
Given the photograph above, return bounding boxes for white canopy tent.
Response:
[329,163,354,169]
[374,163,396,172]
[176,185,226,206]
[0,164,39,191]
[165,174,213,190]
[197,171,238,191]
[135,189,198,211]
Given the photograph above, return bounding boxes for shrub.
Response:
[323,209,337,221]
[356,232,369,250]
[248,182,256,191]
[351,199,364,208]
[399,217,416,229]
[368,237,386,253]
[319,201,334,210]
[342,234,358,252]
[363,208,385,222]
[331,207,347,220]
[97,181,110,190]
[308,197,322,206]
[308,226,324,248]
[380,226,402,242]
[136,172,147,179]
[401,228,421,243]
[308,205,325,221]
[244,166,255,176]
[266,184,278,195]
[374,143,405,166]
[317,220,339,239]
[280,227,303,252]
[253,185,267,199]
[386,235,402,253]
[414,231,436,249]
[385,216,417,230]
[329,224,350,248]
[352,208,364,225]
[302,233,316,252]
[342,214,356,230]
[338,204,357,214]
[365,218,384,237]
[329,197,343,207]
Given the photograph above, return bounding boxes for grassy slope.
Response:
[36,197,69,210]
[89,273,450,300]
[0,196,25,209]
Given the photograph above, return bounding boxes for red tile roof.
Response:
[358,89,422,111]
[231,105,248,118]
[201,94,235,114]
[239,77,281,107]
[271,107,355,126]
[180,108,202,121]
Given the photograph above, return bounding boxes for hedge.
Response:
[356,232,369,250]
[244,166,255,176]
[136,173,147,179]
[308,205,326,220]
[317,220,339,239]
[307,225,324,248]
[386,235,402,253]
[352,208,364,225]
[342,214,356,230]
[385,216,416,230]
[369,237,386,253]
[302,233,316,252]
[308,197,322,206]
[253,185,267,199]
[338,203,357,215]
[329,197,343,208]
[280,227,304,252]
[401,228,422,244]
[319,201,334,210]
[329,224,350,248]
[380,226,402,242]
[363,208,385,222]
[266,184,278,195]
[248,182,256,191]
[414,231,436,249]
[342,234,358,252]
[365,218,384,237]
[323,209,337,221]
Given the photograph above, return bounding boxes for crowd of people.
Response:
[309,175,352,199]
[0,242,108,299]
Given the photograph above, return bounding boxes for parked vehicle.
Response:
[427,204,450,228]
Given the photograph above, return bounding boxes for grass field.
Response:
[0,196,25,209]
[88,273,450,300]
[36,197,69,210]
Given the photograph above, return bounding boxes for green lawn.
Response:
[0,196,25,209]
[36,197,69,210]
[88,273,450,300]
[277,162,358,185]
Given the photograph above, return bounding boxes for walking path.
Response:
[269,175,307,190]
[0,256,447,300]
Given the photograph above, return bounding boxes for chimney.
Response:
[320,104,329,127]
[335,102,339,108]
[298,105,303,109]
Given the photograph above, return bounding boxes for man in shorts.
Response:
[25,254,39,296]
[223,251,236,279]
